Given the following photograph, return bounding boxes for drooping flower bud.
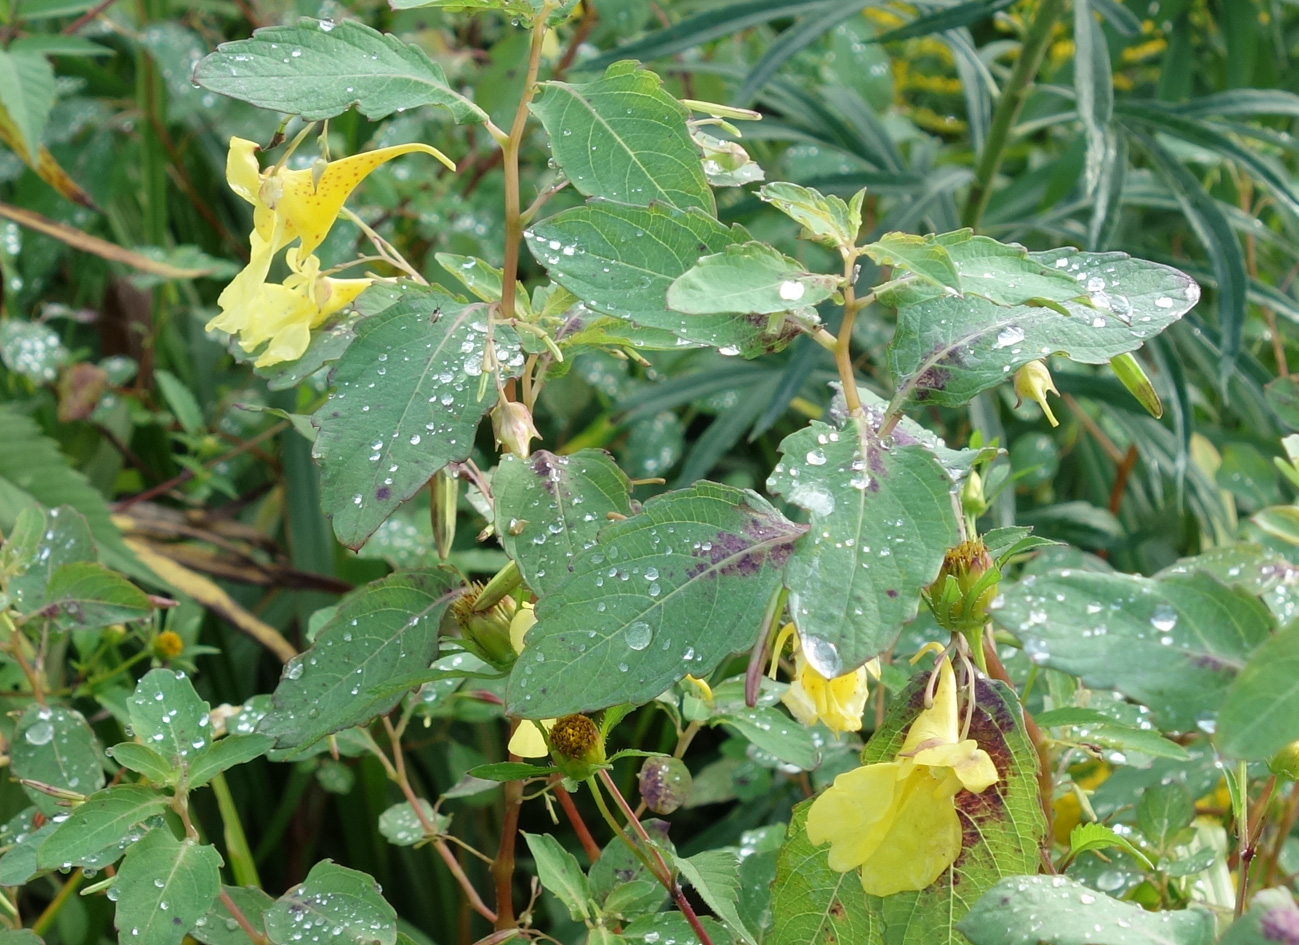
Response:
[450,583,518,669]
[1014,360,1060,427]
[639,757,693,814]
[492,400,541,458]
[548,714,606,780]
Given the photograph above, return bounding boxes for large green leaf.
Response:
[667,242,839,315]
[888,250,1199,407]
[957,875,1214,945]
[493,449,634,597]
[264,861,396,945]
[770,676,1044,945]
[312,288,524,548]
[1216,621,1299,761]
[193,18,484,122]
[993,570,1273,731]
[523,832,592,922]
[675,850,756,945]
[0,50,55,163]
[37,785,169,869]
[110,829,223,945]
[5,505,96,613]
[505,482,804,717]
[767,417,958,676]
[527,201,797,356]
[258,570,461,752]
[10,704,105,815]
[128,669,213,773]
[531,62,713,213]
[32,561,152,629]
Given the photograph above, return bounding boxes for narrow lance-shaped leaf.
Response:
[505,482,804,717]
[193,18,485,123]
[312,288,524,549]
[767,416,959,677]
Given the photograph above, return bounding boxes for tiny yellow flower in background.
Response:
[1014,359,1061,427]
[805,654,998,896]
[505,602,556,758]
[773,624,879,734]
[210,136,454,366]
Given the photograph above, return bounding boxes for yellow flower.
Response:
[506,603,555,758]
[1014,359,1060,427]
[210,136,453,366]
[806,655,999,896]
[776,626,879,734]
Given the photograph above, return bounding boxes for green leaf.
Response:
[505,482,803,717]
[312,288,523,549]
[1216,621,1299,761]
[715,707,818,770]
[32,561,152,628]
[1074,0,1114,196]
[889,250,1200,408]
[1068,822,1154,871]
[110,829,223,945]
[493,450,634,597]
[757,182,860,248]
[667,242,839,315]
[466,761,554,781]
[1136,782,1194,851]
[128,669,214,772]
[378,800,444,846]
[528,201,797,356]
[1253,507,1299,546]
[154,370,204,437]
[531,62,712,213]
[523,832,592,922]
[860,232,960,292]
[5,505,96,614]
[767,417,959,676]
[958,875,1214,944]
[0,320,68,383]
[1265,376,1299,430]
[994,570,1273,731]
[37,785,169,870]
[770,676,1044,945]
[185,735,274,789]
[0,50,55,163]
[259,570,461,752]
[0,820,56,885]
[193,18,485,123]
[675,850,755,945]
[192,886,274,945]
[265,861,396,945]
[435,253,521,306]
[11,704,105,815]
[107,743,176,784]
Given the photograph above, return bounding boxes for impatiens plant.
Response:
[4,2,1299,945]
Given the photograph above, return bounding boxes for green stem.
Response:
[32,870,81,937]
[211,773,260,887]
[960,0,1068,229]
[835,252,862,415]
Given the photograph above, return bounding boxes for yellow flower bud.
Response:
[153,630,184,660]
[1014,360,1060,427]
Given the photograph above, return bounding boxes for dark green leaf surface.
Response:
[111,829,222,945]
[531,62,713,212]
[994,571,1273,731]
[493,449,634,597]
[194,18,485,122]
[767,417,958,675]
[37,785,168,869]
[675,850,755,945]
[186,735,274,789]
[4,505,96,613]
[264,861,396,945]
[192,886,275,945]
[313,289,523,548]
[1216,621,1299,760]
[505,482,803,717]
[259,570,461,752]
[33,561,152,628]
[128,670,213,772]
[107,743,175,785]
[11,704,105,815]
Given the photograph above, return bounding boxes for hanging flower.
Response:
[210,136,454,366]
[1014,359,1061,427]
[805,654,999,896]
[774,625,879,734]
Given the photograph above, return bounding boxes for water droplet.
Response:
[625,622,653,651]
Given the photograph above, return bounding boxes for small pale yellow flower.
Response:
[774,625,879,734]
[806,655,998,896]
[1014,359,1060,427]
[505,602,556,758]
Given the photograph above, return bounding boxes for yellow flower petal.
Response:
[315,277,372,324]
[508,718,553,758]
[856,766,963,897]
[509,603,536,656]
[806,762,903,872]
[900,655,961,754]
[226,137,263,205]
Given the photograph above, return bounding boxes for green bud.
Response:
[549,714,606,781]
[450,584,517,669]
[961,469,988,518]
[928,539,1000,633]
[1110,353,1163,419]
[1270,740,1299,781]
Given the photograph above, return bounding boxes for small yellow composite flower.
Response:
[210,136,454,366]
[774,625,879,735]
[805,654,999,897]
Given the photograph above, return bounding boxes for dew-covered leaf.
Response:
[715,707,817,771]
[527,200,798,356]
[1216,620,1299,761]
[11,704,105,814]
[107,743,176,784]
[493,449,634,597]
[769,676,1044,945]
[128,669,214,773]
[192,886,275,945]
[758,182,860,248]
[258,570,461,753]
[505,482,804,717]
[957,875,1215,945]
[110,829,223,945]
[31,561,152,628]
[4,505,96,613]
[185,734,274,789]
[0,820,56,885]
[264,861,397,945]
[889,250,1200,407]
[312,288,524,549]
[0,320,68,383]
[378,799,445,847]
[531,62,713,213]
[37,785,169,869]
[993,570,1273,731]
[523,832,593,922]
[667,242,839,316]
[193,18,485,123]
[767,417,959,676]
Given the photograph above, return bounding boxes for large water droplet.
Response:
[625,622,653,651]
